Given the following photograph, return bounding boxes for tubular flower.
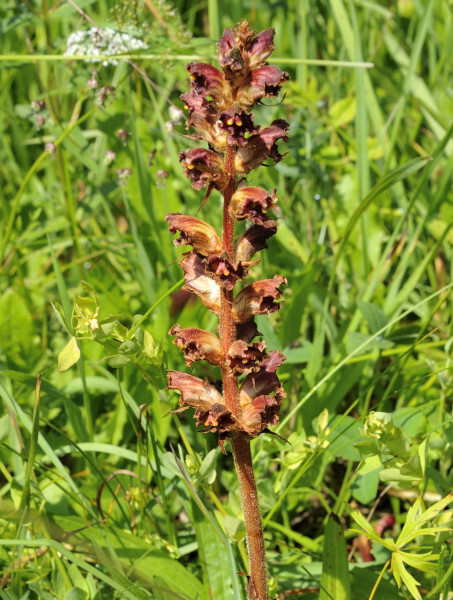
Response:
[167,20,288,447]
[186,63,232,110]
[229,187,278,224]
[235,221,277,263]
[167,371,236,433]
[166,213,222,256]
[181,252,221,314]
[236,66,289,108]
[226,339,267,376]
[239,351,287,436]
[235,120,290,173]
[233,275,287,323]
[169,324,223,367]
[218,110,259,146]
[180,148,228,191]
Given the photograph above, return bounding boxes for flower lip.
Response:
[166,213,222,257]
[218,110,258,146]
[169,324,223,366]
[180,148,228,191]
[233,275,287,323]
[205,253,248,290]
[181,252,221,314]
[227,339,267,376]
[229,187,277,224]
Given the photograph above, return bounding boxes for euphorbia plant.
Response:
[167,21,289,600]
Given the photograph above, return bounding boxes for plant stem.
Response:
[232,436,268,600]
[219,146,268,599]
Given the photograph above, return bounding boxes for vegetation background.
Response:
[0,0,452,599]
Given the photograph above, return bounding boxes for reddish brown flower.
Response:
[217,22,277,88]
[241,395,281,436]
[226,339,267,376]
[180,148,227,191]
[166,213,222,257]
[238,350,286,435]
[236,66,289,109]
[246,28,276,68]
[181,92,220,145]
[235,120,289,174]
[205,253,247,289]
[235,221,277,263]
[233,275,287,323]
[169,324,223,366]
[218,110,258,146]
[229,187,277,224]
[181,252,221,314]
[236,319,261,343]
[167,371,236,433]
[186,63,231,109]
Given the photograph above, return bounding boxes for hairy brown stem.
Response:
[232,436,268,600]
[220,146,268,600]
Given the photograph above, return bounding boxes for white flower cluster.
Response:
[64,27,148,66]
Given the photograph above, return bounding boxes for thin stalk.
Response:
[368,558,390,600]
[219,146,268,599]
[232,436,268,600]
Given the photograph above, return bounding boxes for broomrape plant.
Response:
[166,21,288,600]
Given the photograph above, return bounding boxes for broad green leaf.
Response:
[319,514,351,600]
[58,337,81,371]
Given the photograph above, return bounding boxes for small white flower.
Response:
[64,27,148,66]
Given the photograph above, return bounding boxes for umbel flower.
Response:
[167,20,288,450]
[166,22,288,599]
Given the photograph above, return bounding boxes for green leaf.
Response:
[58,337,81,371]
[319,514,351,600]
[223,514,246,542]
[357,300,388,334]
[328,96,356,128]
[198,449,217,485]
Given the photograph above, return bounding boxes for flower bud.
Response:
[181,252,221,314]
[169,324,223,366]
[233,275,287,323]
[229,187,277,224]
[166,213,222,256]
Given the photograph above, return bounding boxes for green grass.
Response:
[1,1,452,599]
